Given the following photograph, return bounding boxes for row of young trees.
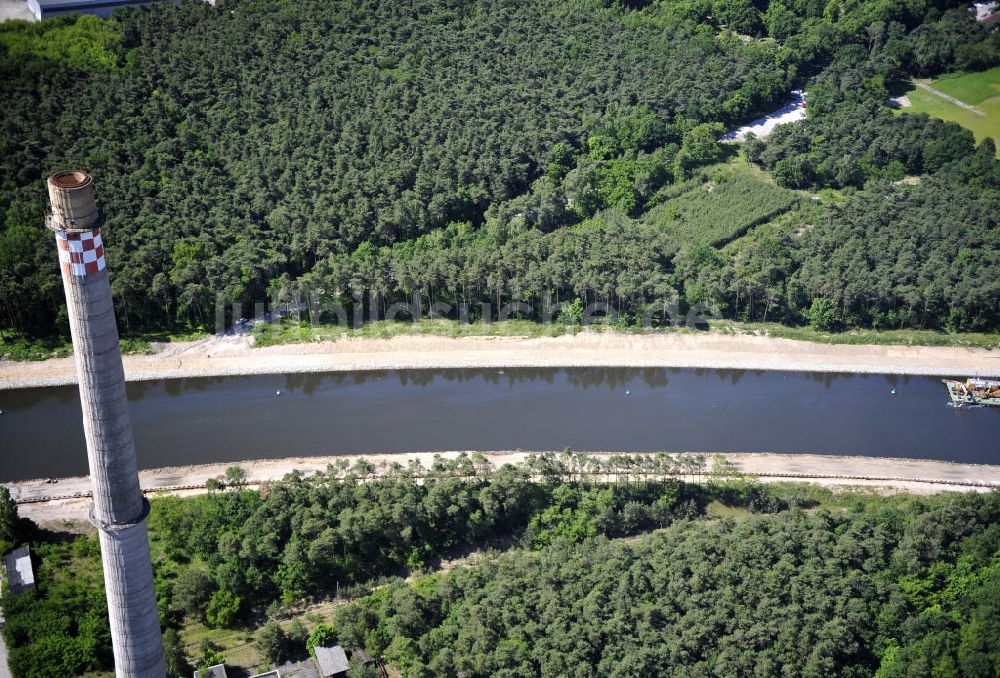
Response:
[675,162,1000,331]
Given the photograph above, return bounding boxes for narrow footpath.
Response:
[914,80,985,116]
[0,588,9,678]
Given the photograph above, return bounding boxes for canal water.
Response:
[0,368,997,482]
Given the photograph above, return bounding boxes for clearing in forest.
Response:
[900,66,1000,156]
[643,163,799,249]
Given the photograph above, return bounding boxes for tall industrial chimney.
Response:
[46,171,166,677]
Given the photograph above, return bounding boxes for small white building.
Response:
[972,1,999,22]
[2,546,34,596]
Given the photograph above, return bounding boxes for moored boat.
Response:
[942,378,1000,407]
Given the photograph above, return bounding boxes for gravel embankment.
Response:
[2,332,999,390]
[11,452,1000,527]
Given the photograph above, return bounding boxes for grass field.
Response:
[901,67,1000,157]
[709,320,1000,349]
[250,317,586,346]
[0,333,155,360]
[929,66,1000,105]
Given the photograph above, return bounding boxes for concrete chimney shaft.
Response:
[47,171,166,677]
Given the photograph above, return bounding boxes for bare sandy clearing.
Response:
[722,90,807,141]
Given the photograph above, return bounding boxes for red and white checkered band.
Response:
[55,228,106,277]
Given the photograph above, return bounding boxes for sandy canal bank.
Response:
[2,332,1000,389]
[11,452,1000,527]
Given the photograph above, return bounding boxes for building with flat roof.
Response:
[1,0,38,22]
[2,546,35,597]
[27,0,167,20]
[314,645,349,677]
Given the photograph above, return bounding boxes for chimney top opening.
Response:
[49,171,91,189]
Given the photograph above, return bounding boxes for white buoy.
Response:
[625,389,631,396]
[890,388,896,395]
[276,390,281,396]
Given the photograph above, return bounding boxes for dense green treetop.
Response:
[6,453,998,677]
[333,489,1000,677]
[1,0,998,342]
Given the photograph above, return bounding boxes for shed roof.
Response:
[3,546,35,596]
[195,664,228,678]
[314,645,350,676]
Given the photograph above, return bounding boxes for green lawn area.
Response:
[901,67,1000,157]
[709,320,1000,349]
[929,66,1000,106]
[250,316,584,346]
